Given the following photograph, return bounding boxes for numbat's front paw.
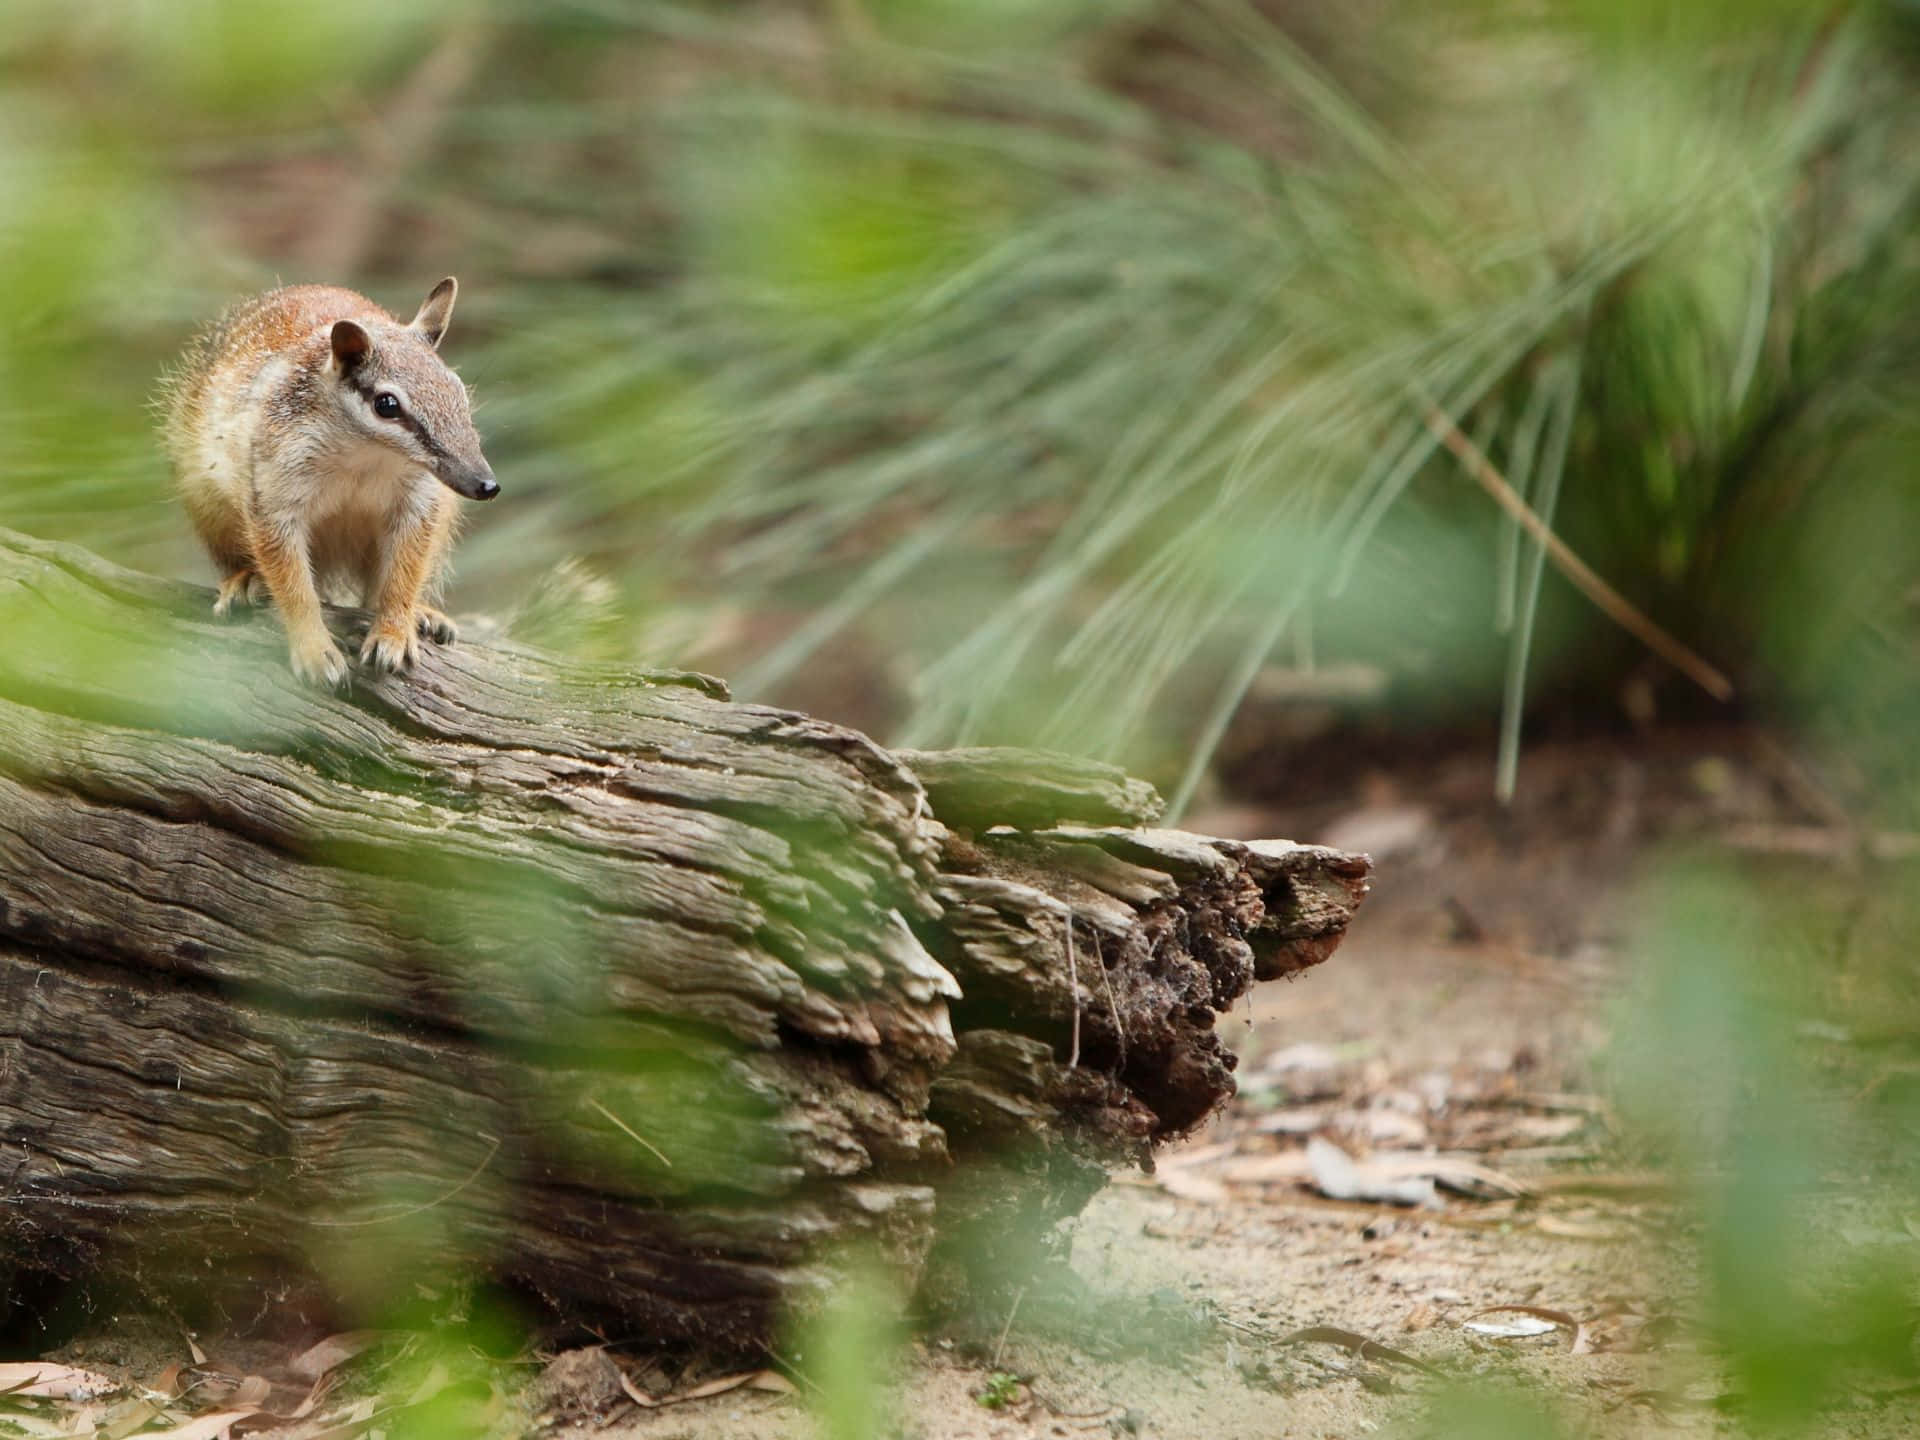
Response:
[415,606,458,644]
[289,631,349,689]
[360,616,421,673]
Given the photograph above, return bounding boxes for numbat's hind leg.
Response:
[212,569,270,618]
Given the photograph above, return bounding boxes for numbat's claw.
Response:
[360,618,421,673]
[416,607,458,644]
[290,632,349,690]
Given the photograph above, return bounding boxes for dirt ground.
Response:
[551,786,1662,1440]
[537,724,1912,1440]
[21,726,1920,1439]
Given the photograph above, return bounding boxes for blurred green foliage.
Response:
[4,3,1920,1431]
[788,1252,906,1440]
[1609,857,1920,1428]
[7,0,1920,812]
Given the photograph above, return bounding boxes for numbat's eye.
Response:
[373,392,402,420]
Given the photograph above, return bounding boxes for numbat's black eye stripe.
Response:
[347,378,450,462]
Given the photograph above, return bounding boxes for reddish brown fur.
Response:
[159,280,494,687]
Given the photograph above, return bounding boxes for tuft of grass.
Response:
[973,1370,1023,1409]
[9,0,1920,811]
[458,1,1920,810]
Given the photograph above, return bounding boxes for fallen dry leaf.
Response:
[1254,1106,1331,1136]
[680,1372,783,1402]
[1156,1140,1239,1170]
[1501,1114,1590,1144]
[1155,1166,1230,1204]
[1277,1327,1443,1376]
[288,1334,385,1383]
[1220,1147,1530,1200]
[1463,1305,1590,1353]
[148,1365,185,1399]
[1534,1213,1631,1242]
[0,1363,120,1401]
[229,1377,272,1411]
[1420,1157,1532,1199]
[618,1369,794,1409]
[1362,1110,1430,1147]
[279,1375,335,1423]
[1258,1043,1346,1073]
[1218,1151,1311,1183]
[143,1407,263,1440]
[616,1369,653,1408]
[1464,1314,1560,1338]
[52,1398,110,1439]
[102,1396,170,1440]
[249,1394,382,1440]
[249,1415,367,1440]
[1307,1137,1434,1207]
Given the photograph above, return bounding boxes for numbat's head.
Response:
[324,277,498,501]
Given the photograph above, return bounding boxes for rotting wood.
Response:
[0,528,1368,1344]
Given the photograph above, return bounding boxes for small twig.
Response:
[1422,405,1734,703]
[1277,1326,1445,1377]
[587,1098,673,1168]
[309,1134,500,1228]
[1064,918,1082,1070]
[991,1286,1028,1371]
[1093,932,1126,1066]
[1027,1385,1119,1424]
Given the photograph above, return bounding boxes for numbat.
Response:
[160,278,499,688]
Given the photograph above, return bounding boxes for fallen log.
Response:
[0,529,1368,1344]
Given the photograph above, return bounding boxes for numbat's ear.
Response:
[330,319,372,371]
[409,277,458,349]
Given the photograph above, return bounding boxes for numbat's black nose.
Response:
[440,460,499,501]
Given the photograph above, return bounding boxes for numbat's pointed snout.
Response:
[439,458,499,501]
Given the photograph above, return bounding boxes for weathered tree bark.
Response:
[0,530,1368,1344]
